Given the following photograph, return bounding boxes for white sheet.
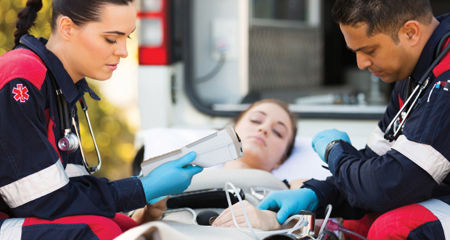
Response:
[142,128,331,182]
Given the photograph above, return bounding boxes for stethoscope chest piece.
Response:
[58,132,79,153]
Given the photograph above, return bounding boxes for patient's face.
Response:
[234,103,293,172]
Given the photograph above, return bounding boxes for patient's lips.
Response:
[249,136,266,147]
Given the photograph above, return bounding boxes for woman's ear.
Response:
[58,16,75,40]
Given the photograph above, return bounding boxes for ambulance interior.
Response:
[129,0,450,239]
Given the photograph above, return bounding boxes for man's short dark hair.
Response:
[331,0,434,43]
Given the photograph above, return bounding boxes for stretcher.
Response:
[116,128,334,239]
[116,169,290,240]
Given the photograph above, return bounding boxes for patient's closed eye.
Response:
[273,129,282,138]
[250,116,264,124]
[273,125,286,138]
[249,112,265,124]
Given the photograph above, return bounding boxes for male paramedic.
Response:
[258,0,450,239]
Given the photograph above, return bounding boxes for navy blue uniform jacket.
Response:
[304,14,450,219]
[0,35,146,219]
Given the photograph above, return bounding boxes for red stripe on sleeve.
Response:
[23,215,124,240]
[433,38,450,78]
[0,49,47,90]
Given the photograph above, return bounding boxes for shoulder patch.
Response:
[433,38,450,78]
[0,49,47,91]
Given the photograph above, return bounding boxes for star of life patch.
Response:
[12,84,29,103]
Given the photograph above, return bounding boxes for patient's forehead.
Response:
[245,103,292,132]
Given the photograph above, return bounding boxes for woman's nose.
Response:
[115,41,129,58]
[258,124,269,135]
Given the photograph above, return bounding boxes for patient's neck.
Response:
[224,160,267,172]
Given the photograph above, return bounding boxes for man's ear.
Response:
[401,20,421,47]
[58,16,75,40]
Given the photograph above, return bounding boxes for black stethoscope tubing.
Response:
[49,72,101,174]
[16,40,101,174]
[384,31,450,142]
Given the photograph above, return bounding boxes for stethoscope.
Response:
[49,72,102,174]
[16,40,101,174]
[384,31,450,142]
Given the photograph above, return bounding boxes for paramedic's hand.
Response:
[139,152,203,203]
[257,188,319,224]
[312,129,351,162]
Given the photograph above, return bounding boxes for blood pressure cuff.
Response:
[167,188,245,209]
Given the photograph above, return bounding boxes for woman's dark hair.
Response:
[331,0,433,43]
[14,0,134,48]
[234,99,298,164]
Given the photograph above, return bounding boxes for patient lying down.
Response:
[213,99,311,189]
[211,99,303,230]
[133,99,313,226]
[223,99,298,173]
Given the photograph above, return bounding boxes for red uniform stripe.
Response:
[23,214,127,240]
[367,203,438,240]
[433,38,450,78]
[0,49,47,90]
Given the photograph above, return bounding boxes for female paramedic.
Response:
[0,0,203,239]
[258,0,450,239]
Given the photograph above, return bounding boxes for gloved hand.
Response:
[139,152,203,204]
[312,129,351,162]
[257,188,319,224]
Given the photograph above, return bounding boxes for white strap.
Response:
[65,163,89,178]
[366,126,394,156]
[419,199,450,240]
[392,135,450,184]
[0,218,24,240]
[0,161,69,208]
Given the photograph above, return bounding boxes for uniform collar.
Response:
[19,34,100,103]
[411,13,450,83]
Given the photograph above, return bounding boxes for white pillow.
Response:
[142,128,331,182]
[271,137,331,182]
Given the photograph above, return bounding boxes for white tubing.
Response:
[224,182,309,239]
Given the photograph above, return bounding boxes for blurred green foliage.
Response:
[0,0,137,180]
[0,0,52,54]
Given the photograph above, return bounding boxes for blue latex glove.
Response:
[312,129,351,162]
[257,188,319,224]
[149,196,167,205]
[139,152,203,204]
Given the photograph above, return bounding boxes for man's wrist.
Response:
[324,140,341,164]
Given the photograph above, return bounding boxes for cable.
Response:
[281,215,309,234]
[338,227,367,240]
[318,204,332,236]
[224,182,309,240]
[325,219,367,240]
[225,182,259,240]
